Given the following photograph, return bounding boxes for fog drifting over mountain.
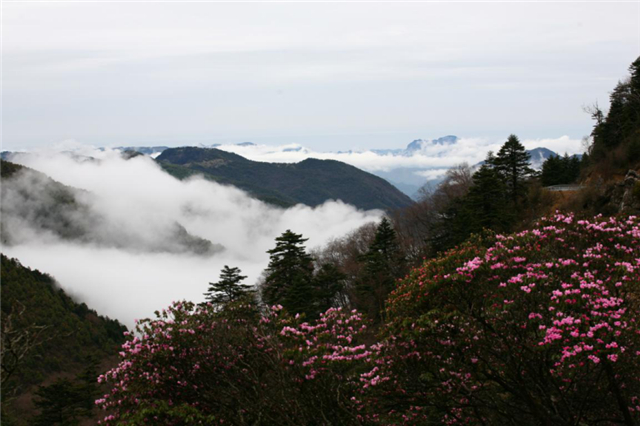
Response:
[1,147,381,326]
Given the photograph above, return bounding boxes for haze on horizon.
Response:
[3,2,640,153]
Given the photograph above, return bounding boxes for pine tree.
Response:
[32,360,99,426]
[589,57,640,169]
[356,218,404,321]
[493,134,534,206]
[312,263,346,314]
[541,154,581,186]
[204,265,252,306]
[464,164,512,234]
[541,155,562,186]
[261,230,315,316]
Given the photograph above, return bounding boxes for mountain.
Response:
[1,254,127,425]
[371,135,460,157]
[156,147,413,211]
[370,142,567,199]
[114,146,169,156]
[0,160,221,255]
[405,135,459,153]
[527,147,559,170]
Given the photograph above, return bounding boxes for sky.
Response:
[3,2,640,152]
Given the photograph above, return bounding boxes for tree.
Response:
[431,161,512,253]
[355,218,405,321]
[204,265,253,307]
[312,263,347,314]
[261,230,315,317]
[493,134,534,207]
[32,360,99,426]
[588,57,640,170]
[464,164,513,233]
[541,154,581,187]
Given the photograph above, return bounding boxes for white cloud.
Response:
[414,169,450,180]
[2,148,381,327]
[211,135,585,174]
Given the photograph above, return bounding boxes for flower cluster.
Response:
[96,213,640,425]
[379,213,640,424]
[97,302,373,425]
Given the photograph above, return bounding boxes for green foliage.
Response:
[203,265,254,307]
[492,134,535,206]
[32,360,100,426]
[377,213,640,425]
[432,163,512,253]
[355,218,405,320]
[589,56,640,171]
[98,302,371,426]
[0,160,25,179]
[464,164,513,231]
[261,230,316,316]
[312,263,347,315]
[541,153,581,186]
[156,147,413,211]
[0,255,126,424]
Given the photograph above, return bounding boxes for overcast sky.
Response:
[3,2,639,152]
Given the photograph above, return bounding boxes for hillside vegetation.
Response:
[96,213,640,425]
[156,147,413,211]
[1,254,127,425]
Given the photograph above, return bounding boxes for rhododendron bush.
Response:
[97,302,373,425]
[98,214,640,425]
[376,213,640,425]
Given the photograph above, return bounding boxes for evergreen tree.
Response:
[541,154,581,186]
[464,164,512,234]
[32,360,99,426]
[430,196,468,253]
[541,155,562,187]
[204,265,252,306]
[356,218,404,321]
[493,135,534,207]
[261,230,315,317]
[312,263,347,314]
[589,57,640,169]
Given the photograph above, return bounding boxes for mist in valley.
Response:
[1,148,382,326]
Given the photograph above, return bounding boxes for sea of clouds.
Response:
[1,146,382,327]
[207,135,586,175]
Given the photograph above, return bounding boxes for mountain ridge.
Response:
[156,147,413,211]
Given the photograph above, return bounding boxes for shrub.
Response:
[373,213,640,425]
[96,302,373,425]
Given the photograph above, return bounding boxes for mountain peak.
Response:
[405,135,459,152]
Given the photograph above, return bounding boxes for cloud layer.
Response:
[1,148,381,326]
[210,135,585,173]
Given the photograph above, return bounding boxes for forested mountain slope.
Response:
[1,254,127,425]
[156,147,413,211]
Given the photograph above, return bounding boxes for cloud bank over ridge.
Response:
[208,135,585,174]
[1,148,381,326]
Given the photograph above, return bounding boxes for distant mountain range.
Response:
[369,140,565,199]
[371,135,460,156]
[1,137,575,204]
[156,147,412,211]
